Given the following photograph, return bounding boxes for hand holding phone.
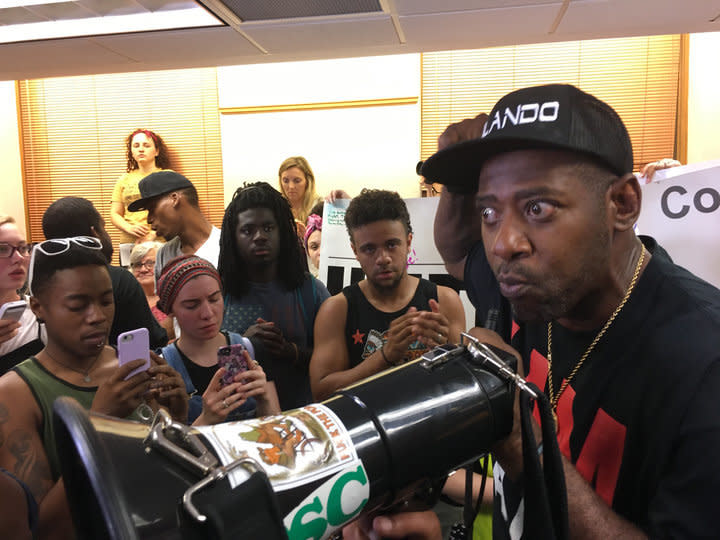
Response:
[217,343,249,386]
[0,299,27,323]
[117,328,151,380]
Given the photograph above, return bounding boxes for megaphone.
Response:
[54,340,518,540]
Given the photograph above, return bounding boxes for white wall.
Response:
[218,55,422,205]
[218,55,420,108]
[687,32,720,164]
[0,81,26,236]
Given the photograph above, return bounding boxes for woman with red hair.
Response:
[110,128,171,244]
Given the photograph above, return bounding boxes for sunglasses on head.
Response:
[28,236,104,296]
[33,236,103,256]
[0,242,31,258]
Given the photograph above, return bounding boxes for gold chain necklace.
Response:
[546,246,646,425]
[44,349,101,383]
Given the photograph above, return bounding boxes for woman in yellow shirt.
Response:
[110,129,171,244]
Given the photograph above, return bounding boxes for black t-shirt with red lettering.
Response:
[465,238,720,538]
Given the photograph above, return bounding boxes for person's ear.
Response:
[608,173,642,232]
[350,241,358,259]
[406,232,413,249]
[29,295,46,323]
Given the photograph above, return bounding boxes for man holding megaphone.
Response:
[350,85,720,539]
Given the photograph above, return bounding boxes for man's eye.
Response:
[481,207,498,224]
[526,201,555,219]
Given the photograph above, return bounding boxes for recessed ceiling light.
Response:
[3,0,67,7]
[0,2,223,45]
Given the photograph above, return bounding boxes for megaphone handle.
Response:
[183,456,262,522]
[180,466,289,540]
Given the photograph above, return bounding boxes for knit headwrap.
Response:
[303,214,323,251]
[156,255,221,314]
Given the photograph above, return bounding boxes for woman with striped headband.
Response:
[157,255,280,425]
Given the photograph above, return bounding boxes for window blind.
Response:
[421,34,683,171]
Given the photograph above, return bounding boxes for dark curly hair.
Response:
[125,128,171,172]
[218,182,305,297]
[42,196,100,237]
[344,189,413,242]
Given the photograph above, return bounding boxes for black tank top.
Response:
[342,278,438,368]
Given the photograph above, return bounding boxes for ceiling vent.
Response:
[205,0,382,22]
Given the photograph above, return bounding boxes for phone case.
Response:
[0,300,27,323]
[117,328,151,380]
[217,343,249,386]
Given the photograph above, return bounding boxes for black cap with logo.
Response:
[421,84,633,194]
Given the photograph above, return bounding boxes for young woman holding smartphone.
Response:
[0,215,43,375]
[156,255,280,425]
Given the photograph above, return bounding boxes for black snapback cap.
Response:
[128,170,194,212]
[421,84,633,194]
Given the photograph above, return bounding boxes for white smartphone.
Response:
[117,328,150,380]
[0,299,27,323]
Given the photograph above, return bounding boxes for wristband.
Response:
[380,347,394,366]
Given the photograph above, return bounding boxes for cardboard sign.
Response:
[637,160,720,289]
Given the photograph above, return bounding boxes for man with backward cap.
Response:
[344,84,720,539]
[128,170,221,280]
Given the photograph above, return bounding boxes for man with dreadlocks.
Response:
[218,182,330,410]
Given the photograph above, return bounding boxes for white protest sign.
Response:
[318,197,476,327]
[637,160,720,289]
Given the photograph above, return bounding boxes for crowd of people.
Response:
[1,83,717,540]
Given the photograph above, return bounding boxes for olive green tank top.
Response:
[13,357,145,481]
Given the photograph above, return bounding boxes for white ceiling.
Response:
[0,0,718,81]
